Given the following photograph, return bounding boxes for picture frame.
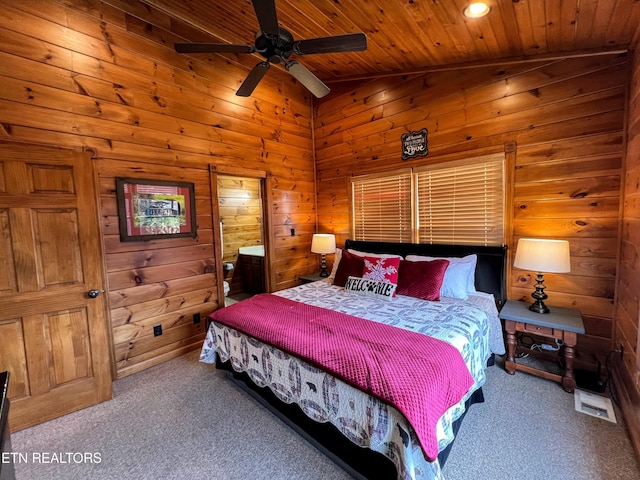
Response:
[116,177,197,242]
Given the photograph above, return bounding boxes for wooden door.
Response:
[0,142,112,432]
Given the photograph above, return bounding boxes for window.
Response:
[350,154,504,245]
[351,170,412,242]
[416,154,504,245]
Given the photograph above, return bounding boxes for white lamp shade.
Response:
[311,234,336,254]
[513,238,571,273]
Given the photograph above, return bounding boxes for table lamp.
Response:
[513,238,571,314]
[311,234,336,277]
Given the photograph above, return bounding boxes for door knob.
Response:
[87,289,101,298]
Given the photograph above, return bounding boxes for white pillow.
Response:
[328,248,342,280]
[405,254,477,299]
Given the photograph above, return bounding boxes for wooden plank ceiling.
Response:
[136,0,640,83]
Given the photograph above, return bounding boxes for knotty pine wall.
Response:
[0,0,316,378]
[315,54,628,362]
[0,0,634,386]
[615,36,640,456]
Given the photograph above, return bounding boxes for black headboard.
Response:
[344,240,507,307]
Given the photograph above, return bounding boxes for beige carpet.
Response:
[10,349,640,480]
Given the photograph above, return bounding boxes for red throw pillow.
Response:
[362,256,401,285]
[333,250,365,287]
[396,259,450,301]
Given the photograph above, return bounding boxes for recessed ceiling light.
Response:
[464,2,491,18]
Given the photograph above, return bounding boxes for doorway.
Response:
[210,165,272,306]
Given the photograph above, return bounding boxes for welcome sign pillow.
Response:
[344,276,397,301]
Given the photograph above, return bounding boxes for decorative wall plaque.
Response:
[401,128,428,160]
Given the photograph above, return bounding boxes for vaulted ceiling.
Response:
[138,0,640,85]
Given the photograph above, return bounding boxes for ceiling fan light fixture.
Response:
[463,2,491,18]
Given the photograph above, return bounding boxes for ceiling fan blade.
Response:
[293,33,367,55]
[285,60,330,98]
[175,43,255,54]
[236,61,271,97]
[251,0,279,36]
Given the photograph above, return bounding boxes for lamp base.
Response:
[319,254,329,277]
[528,300,550,314]
[529,272,550,314]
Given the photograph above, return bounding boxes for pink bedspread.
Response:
[209,293,474,461]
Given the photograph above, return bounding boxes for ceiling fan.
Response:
[174,0,367,98]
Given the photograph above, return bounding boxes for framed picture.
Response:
[116,177,197,242]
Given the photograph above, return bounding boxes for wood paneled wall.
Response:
[0,0,632,383]
[315,54,628,361]
[99,161,214,377]
[615,37,640,456]
[0,0,315,377]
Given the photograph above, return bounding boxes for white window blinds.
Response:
[416,154,504,245]
[351,171,412,242]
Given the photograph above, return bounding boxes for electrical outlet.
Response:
[290,228,295,236]
[153,324,162,337]
[193,313,201,324]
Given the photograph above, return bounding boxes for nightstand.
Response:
[500,300,585,393]
[299,272,326,284]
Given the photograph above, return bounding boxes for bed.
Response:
[200,240,507,480]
